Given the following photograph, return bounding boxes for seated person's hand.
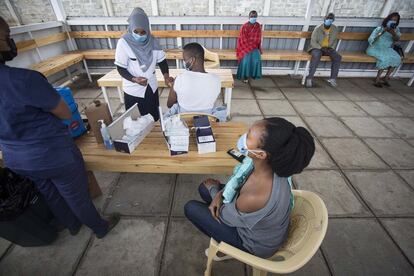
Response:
[209,190,223,221]
[203,178,220,188]
[132,77,148,86]
[165,77,175,88]
[388,28,396,36]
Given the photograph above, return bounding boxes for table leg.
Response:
[117,87,124,103]
[65,68,73,82]
[102,86,113,116]
[225,87,232,119]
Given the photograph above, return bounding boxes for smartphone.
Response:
[227,148,245,163]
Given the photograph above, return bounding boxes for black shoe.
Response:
[50,218,66,233]
[381,79,391,87]
[69,226,82,236]
[96,213,121,239]
[373,82,383,88]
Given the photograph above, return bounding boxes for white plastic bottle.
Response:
[98,120,113,150]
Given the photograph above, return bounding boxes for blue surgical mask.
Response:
[237,133,265,156]
[249,18,257,24]
[132,32,148,43]
[324,19,333,26]
[387,20,397,29]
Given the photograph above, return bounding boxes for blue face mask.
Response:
[387,20,397,29]
[249,18,257,24]
[237,133,265,156]
[132,32,148,43]
[324,19,333,26]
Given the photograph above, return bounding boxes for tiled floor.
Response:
[1,75,413,276]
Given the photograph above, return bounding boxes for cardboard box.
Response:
[84,100,113,144]
[194,115,216,154]
[159,107,189,156]
[107,103,154,154]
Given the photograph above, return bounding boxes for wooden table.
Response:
[75,121,246,174]
[97,68,235,118]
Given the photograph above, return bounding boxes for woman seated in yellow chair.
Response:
[184,117,315,259]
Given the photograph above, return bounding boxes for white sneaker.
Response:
[305,78,313,88]
[326,79,338,87]
[205,248,233,261]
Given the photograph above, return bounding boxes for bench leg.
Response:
[408,74,414,87]
[117,87,124,104]
[224,87,232,120]
[301,61,310,86]
[83,60,93,83]
[65,68,74,82]
[102,86,113,116]
[87,171,102,199]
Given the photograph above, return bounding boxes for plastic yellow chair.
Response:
[203,47,220,69]
[204,190,329,276]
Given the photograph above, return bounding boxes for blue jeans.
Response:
[184,183,247,252]
[12,145,108,236]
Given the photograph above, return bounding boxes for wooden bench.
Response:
[0,121,247,174]
[97,68,234,117]
[16,30,414,85]
[0,121,247,197]
[74,121,246,174]
[15,32,92,81]
[68,30,414,85]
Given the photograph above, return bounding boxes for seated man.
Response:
[166,43,225,121]
[305,13,342,88]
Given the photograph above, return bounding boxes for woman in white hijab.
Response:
[115,8,173,121]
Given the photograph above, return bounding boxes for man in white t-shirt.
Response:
[167,43,221,116]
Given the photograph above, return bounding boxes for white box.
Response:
[107,103,154,154]
[159,107,189,156]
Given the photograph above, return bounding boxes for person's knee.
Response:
[184,200,199,219]
[334,54,342,62]
[198,182,207,194]
[311,49,322,58]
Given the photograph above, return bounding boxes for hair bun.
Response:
[263,118,315,177]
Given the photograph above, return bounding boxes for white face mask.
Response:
[236,133,265,157]
[184,57,194,71]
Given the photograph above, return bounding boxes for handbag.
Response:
[393,44,404,58]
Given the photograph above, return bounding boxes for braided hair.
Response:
[259,117,315,177]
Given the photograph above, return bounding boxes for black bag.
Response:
[0,168,57,246]
[393,44,404,58]
[0,168,35,220]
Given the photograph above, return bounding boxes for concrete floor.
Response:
[0,75,413,276]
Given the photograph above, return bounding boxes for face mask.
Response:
[387,20,397,29]
[184,57,194,71]
[0,38,17,62]
[237,133,265,157]
[249,18,257,24]
[132,32,148,43]
[324,19,333,26]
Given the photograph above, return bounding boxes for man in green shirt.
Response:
[305,13,342,88]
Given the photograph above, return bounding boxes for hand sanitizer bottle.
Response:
[98,120,113,150]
